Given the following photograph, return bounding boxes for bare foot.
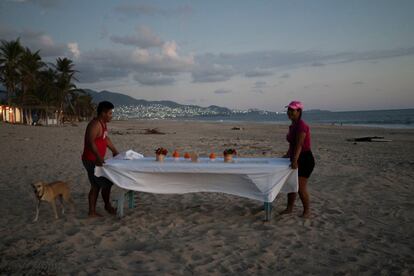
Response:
[279,208,293,215]
[88,212,103,218]
[105,206,117,215]
[300,211,311,219]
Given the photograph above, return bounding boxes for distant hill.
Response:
[83,89,231,112]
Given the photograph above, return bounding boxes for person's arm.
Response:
[106,136,119,157]
[85,120,105,166]
[291,132,306,169]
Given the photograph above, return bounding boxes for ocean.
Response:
[190,108,414,129]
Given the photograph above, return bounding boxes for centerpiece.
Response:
[209,152,216,161]
[190,152,199,162]
[172,150,180,161]
[155,147,168,162]
[184,152,191,160]
[223,148,237,163]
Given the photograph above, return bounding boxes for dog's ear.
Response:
[32,181,42,187]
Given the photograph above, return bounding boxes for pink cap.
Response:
[285,100,304,110]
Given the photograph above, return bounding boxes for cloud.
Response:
[0,26,70,57]
[77,41,194,83]
[336,47,414,63]
[194,47,414,83]
[133,73,175,86]
[114,3,192,17]
[252,89,264,94]
[110,26,163,48]
[253,81,267,89]
[352,81,365,85]
[6,0,60,8]
[192,64,236,83]
[280,73,290,79]
[76,62,129,83]
[67,42,80,59]
[245,69,273,78]
[214,89,232,94]
[310,62,325,67]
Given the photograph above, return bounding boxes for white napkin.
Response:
[113,150,144,160]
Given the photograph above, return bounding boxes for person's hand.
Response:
[112,151,119,157]
[96,157,105,167]
[290,160,298,169]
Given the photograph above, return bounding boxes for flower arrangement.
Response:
[223,148,237,155]
[209,152,216,159]
[155,147,168,156]
[184,152,191,159]
[172,150,180,158]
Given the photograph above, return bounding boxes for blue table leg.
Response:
[127,191,135,208]
[264,202,272,221]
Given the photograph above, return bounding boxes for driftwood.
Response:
[346,136,392,142]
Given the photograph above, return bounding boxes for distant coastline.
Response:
[113,108,414,129]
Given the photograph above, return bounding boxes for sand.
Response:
[0,120,413,275]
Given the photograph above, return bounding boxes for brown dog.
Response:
[32,181,75,222]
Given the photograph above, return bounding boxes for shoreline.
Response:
[115,118,414,130]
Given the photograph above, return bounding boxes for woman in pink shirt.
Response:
[281,101,315,218]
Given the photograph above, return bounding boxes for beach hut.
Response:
[0,105,23,124]
[0,105,59,125]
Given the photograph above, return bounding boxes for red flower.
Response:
[223,148,237,155]
[155,147,168,155]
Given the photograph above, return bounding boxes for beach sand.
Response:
[0,120,413,275]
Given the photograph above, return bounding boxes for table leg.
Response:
[264,202,272,221]
[127,191,135,208]
[116,192,125,218]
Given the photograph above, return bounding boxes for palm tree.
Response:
[19,48,46,124]
[54,57,79,124]
[69,90,95,121]
[19,47,45,104]
[0,38,24,105]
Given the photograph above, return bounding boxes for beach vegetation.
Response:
[0,38,95,125]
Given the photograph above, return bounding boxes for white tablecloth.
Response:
[95,157,298,202]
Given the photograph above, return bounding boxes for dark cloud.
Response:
[192,64,236,83]
[280,73,290,79]
[7,0,60,8]
[252,89,264,94]
[337,47,414,63]
[76,44,193,83]
[114,3,192,17]
[76,62,129,83]
[253,81,267,89]
[194,47,414,83]
[110,26,163,48]
[352,81,365,85]
[310,62,325,67]
[214,89,232,94]
[0,26,67,57]
[245,69,273,78]
[133,73,175,86]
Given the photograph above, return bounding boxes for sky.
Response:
[1,0,414,112]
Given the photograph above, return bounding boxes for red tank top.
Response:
[82,119,108,161]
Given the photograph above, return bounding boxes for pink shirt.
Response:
[286,119,311,157]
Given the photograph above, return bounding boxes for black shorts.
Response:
[82,159,113,188]
[298,151,315,178]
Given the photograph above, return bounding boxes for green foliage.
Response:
[0,38,95,122]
